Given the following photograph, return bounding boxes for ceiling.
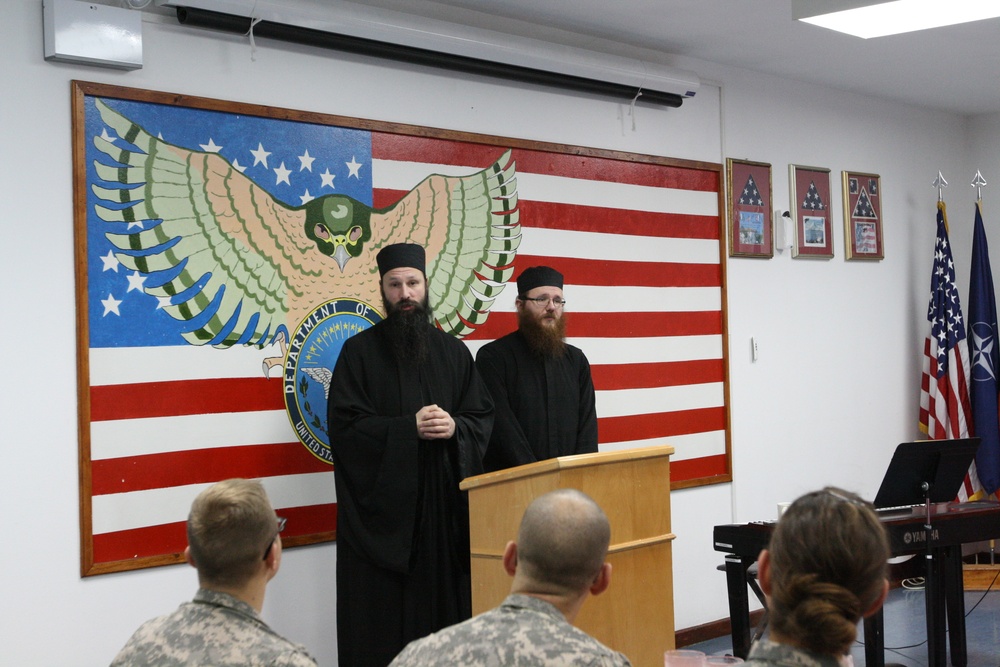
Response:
[143,0,1000,116]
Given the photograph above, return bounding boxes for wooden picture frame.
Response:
[73,80,733,575]
[789,164,834,258]
[726,158,773,258]
[842,171,884,260]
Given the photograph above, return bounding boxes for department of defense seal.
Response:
[283,298,382,463]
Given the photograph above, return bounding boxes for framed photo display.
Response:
[842,171,883,260]
[789,164,833,258]
[726,158,773,258]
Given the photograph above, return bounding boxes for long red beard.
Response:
[518,310,567,358]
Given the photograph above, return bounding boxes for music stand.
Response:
[872,437,980,667]
[873,438,980,509]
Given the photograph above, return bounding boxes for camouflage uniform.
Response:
[745,639,845,667]
[388,593,632,666]
[110,588,317,667]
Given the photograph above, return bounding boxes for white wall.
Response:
[0,3,984,665]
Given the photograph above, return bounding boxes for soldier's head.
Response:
[506,489,611,596]
[760,486,889,656]
[186,479,284,589]
[514,266,567,357]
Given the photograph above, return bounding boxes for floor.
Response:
[687,584,1000,667]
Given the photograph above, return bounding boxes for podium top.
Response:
[460,444,674,491]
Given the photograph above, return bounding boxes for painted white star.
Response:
[233,158,247,173]
[156,296,172,310]
[200,138,223,153]
[299,149,315,172]
[101,128,116,143]
[126,271,146,293]
[320,168,336,189]
[346,156,362,178]
[101,250,120,272]
[126,219,145,231]
[300,189,315,204]
[274,162,292,186]
[251,143,271,168]
[102,293,122,316]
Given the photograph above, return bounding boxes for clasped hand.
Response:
[416,404,455,440]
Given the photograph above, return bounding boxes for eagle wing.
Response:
[90,100,323,348]
[372,151,521,337]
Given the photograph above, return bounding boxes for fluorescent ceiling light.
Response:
[794,0,1000,39]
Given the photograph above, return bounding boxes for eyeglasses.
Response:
[263,516,287,560]
[519,296,566,308]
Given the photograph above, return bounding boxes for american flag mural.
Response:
[75,83,729,574]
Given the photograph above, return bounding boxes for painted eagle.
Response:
[90,100,521,369]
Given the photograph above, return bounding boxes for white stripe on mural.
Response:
[92,471,335,535]
[597,383,725,419]
[91,410,293,461]
[516,228,721,265]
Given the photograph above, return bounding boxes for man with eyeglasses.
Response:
[475,265,598,472]
[110,479,316,667]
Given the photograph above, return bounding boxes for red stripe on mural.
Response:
[518,201,719,239]
[598,407,726,443]
[371,134,719,191]
[466,311,723,341]
[92,504,338,563]
[91,377,285,422]
[671,454,729,482]
[514,254,721,287]
[92,443,331,495]
[370,191,719,241]
[591,359,725,391]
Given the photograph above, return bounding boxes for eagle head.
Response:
[305,195,373,271]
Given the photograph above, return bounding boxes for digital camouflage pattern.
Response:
[388,594,631,667]
[745,639,848,667]
[110,589,317,667]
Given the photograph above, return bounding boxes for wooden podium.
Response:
[460,445,675,667]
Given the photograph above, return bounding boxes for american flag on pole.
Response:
[919,202,981,501]
[76,83,729,574]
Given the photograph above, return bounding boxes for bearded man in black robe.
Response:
[475,266,598,472]
[327,243,493,667]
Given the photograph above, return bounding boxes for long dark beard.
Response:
[384,294,432,365]
[518,309,567,358]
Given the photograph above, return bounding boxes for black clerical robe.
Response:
[327,321,493,667]
[475,330,598,472]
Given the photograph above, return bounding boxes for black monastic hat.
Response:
[376,243,426,277]
[516,266,564,296]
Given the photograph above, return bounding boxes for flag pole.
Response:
[934,170,948,202]
[972,170,987,206]
[971,170,996,563]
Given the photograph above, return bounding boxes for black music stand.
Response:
[872,438,980,667]
[873,438,980,509]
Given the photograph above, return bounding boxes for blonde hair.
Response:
[767,487,889,655]
[186,479,278,588]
